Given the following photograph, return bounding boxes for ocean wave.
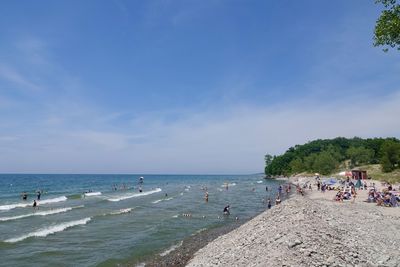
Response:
[0,206,83,222]
[256,180,263,184]
[152,197,173,204]
[109,208,132,215]
[4,217,91,243]
[84,192,101,197]
[107,188,162,202]
[39,196,67,205]
[67,194,82,200]
[192,228,207,236]
[0,203,30,211]
[221,183,236,187]
[159,241,183,257]
[0,196,67,211]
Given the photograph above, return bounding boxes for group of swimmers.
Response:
[20,190,42,201]
[20,190,42,208]
[199,182,288,220]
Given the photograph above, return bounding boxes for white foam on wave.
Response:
[39,196,68,204]
[192,228,207,236]
[0,203,30,211]
[172,214,179,218]
[0,196,67,211]
[109,208,132,215]
[152,197,173,204]
[108,188,162,202]
[84,192,101,197]
[159,241,183,257]
[4,217,91,243]
[0,206,83,222]
[256,180,263,184]
[221,183,236,187]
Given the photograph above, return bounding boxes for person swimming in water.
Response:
[223,205,230,215]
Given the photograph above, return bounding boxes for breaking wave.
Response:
[4,217,91,243]
[152,197,173,204]
[0,206,83,222]
[159,241,183,257]
[108,208,132,215]
[107,188,162,202]
[0,196,67,211]
[0,203,30,211]
[221,183,236,187]
[84,192,101,197]
[39,196,68,205]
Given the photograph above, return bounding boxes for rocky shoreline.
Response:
[186,187,400,267]
[142,183,292,267]
[143,220,246,267]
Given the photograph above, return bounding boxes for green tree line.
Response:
[265,137,400,176]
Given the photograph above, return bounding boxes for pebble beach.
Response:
[185,178,400,267]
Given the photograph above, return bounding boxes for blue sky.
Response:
[0,0,399,174]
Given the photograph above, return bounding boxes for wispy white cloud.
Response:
[0,9,399,174]
[0,64,42,92]
[0,89,399,174]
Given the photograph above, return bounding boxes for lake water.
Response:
[0,174,283,266]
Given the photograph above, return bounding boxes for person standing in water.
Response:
[21,192,28,200]
[275,194,281,205]
[33,200,37,209]
[36,190,41,200]
[223,205,230,215]
[205,191,209,202]
[267,198,272,209]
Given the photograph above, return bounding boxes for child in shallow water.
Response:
[267,198,272,209]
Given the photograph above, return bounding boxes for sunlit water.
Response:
[0,174,283,266]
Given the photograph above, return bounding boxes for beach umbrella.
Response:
[323,178,337,185]
[338,171,352,177]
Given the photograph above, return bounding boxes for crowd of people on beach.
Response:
[366,183,399,207]
[307,176,400,208]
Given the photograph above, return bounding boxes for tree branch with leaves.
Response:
[374,0,400,51]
